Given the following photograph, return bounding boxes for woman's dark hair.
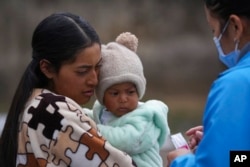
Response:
[205,0,250,22]
[0,12,100,167]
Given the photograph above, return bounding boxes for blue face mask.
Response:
[213,21,240,68]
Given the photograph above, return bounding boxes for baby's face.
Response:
[103,82,139,117]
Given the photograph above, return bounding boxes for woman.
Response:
[167,0,250,166]
[0,12,136,167]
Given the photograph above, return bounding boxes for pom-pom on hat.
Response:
[95,32,146,105]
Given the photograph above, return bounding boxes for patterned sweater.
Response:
[85,100,170,167]
[16,89,137,167]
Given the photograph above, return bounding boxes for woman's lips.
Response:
[83,90,94,97]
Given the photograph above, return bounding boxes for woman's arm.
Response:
[18,92,137,167]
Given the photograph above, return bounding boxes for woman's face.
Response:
[51,43,101,105]
[205,6,235,54]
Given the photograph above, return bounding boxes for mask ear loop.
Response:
[233,38,241,62]
[234,38,239,51]
[218,20,230,40]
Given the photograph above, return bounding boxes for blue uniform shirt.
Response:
[170,44,250,167]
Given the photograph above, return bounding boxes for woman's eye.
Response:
[95,64,101,72]
[76,70,87,75]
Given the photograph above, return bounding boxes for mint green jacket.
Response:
[86,100,170,167]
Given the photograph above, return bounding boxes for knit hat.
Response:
[95,32,146,105]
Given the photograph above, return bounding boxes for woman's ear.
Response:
[39,59,55,79]
[229,14,243,40]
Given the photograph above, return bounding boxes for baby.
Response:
[86,32,170,167]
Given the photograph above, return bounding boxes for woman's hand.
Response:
[186,125,203,150]
[167,126,203,166]
[167,148,191,167]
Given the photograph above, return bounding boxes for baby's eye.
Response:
[128,90,136,95]
[110,92,118,96]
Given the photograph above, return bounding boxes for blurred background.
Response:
[0,0,225,137]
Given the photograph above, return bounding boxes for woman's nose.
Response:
[87,70,98,86]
